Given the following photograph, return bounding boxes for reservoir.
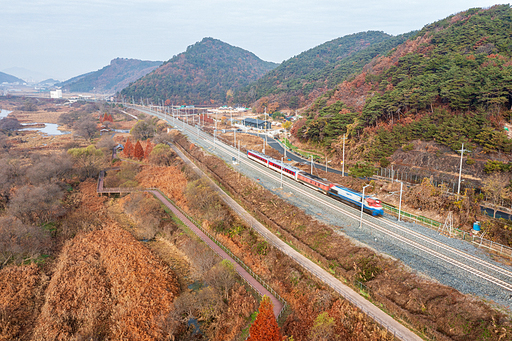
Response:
[1,109,69,135]
[0,109,12,119]
[20,123,70,136]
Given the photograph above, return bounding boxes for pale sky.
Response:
[1,0,506,81]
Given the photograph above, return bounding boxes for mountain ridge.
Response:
[120,37,278,105]
[59,58,162,94]
[235,30,416,110]
[0,71,25,84]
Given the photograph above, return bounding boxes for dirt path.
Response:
[169,143,423,341]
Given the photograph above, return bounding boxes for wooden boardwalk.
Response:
[168,142,423,341]
[97,172,285,318]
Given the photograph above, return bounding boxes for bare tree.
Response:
[482,173,511,218]
[8,184,66,224]
[205,260,237,300]
[26,153,73,185]
[96,135,117,152]
[0,117,22,132]
[74,117,98,141]
[131,116,158,141]
[0,159,23,209]
[0,216,51,267]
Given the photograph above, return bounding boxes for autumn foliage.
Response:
[0,264,42,340]
[248,296,281,341]
[144,139,154,159]
[136,165,188,206]
[123,137,133,157]
[32,225,179,340]
[134,140,144,160]
[100,113,113,123]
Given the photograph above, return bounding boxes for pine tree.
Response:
[144,140,153,159]
[123,138,134,158]
[247,296,281,341]
[134,140,144,160]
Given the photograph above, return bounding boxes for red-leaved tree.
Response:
[247,296,281,341]
[134,140,144,160]
[144,140,153,159]
[123,138,133,158]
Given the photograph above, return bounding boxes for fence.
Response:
[381,203,442,229]
[374,167,480,195]
[150,188,289,322]
[382,202,512,259]
[96,172,289,321]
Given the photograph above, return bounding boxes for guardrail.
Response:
[382,203,441,229]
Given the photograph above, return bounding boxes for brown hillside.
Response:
[32,226,180,340]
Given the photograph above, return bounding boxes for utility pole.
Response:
[311,155,313,174]
[457,143,470,197]
[342,134,346,177]
[214,119,217,149]
[398,181,403,222]
[264,108,268,149]
[360,184,371,228]
[280,157,284,189]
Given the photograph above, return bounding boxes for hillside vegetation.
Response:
[120,37,278,106]
[295,5,512,163]
[236,31,415,110]
[0,71,24,84]
[59,58,162,94]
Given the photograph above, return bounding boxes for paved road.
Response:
[168,141,422,341]
[247,133,345,175]
[97,171,284,318]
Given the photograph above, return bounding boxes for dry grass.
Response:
[0,264,43,341]
[32,225,180,340]
[172,132,512,341]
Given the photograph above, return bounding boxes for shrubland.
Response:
[169,131,511,340]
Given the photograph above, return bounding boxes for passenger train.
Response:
[247,150,384,216]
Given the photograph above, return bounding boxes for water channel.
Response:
[1,108,69,136]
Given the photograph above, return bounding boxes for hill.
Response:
[59,58,162,94]
[0,71,25,84]
[295,5,512,164]
[120,37,278,106]
[235,31,415,110]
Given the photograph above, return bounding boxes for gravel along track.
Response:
[137,106,512,310]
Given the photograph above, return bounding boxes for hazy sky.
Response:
[1,0,505,81]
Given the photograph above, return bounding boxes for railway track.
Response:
[135,106,512,292]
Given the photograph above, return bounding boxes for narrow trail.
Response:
[168,141,423,341]
[97,170,285,318]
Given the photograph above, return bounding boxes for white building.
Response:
[50,89,62,99]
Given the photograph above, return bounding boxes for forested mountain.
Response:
[0,71,25,84]
[295,5,512,161]
[235,31,415,109]
[59,58,162,94]
[119,37,278,106]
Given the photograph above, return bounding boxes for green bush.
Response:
[465,157,475,165]
[349,161,376,178]
[402,143,414,152]
[379,157,390,168]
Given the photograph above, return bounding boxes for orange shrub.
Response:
[32,225,180,340]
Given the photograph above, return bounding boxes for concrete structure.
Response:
[50,89,62,99]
